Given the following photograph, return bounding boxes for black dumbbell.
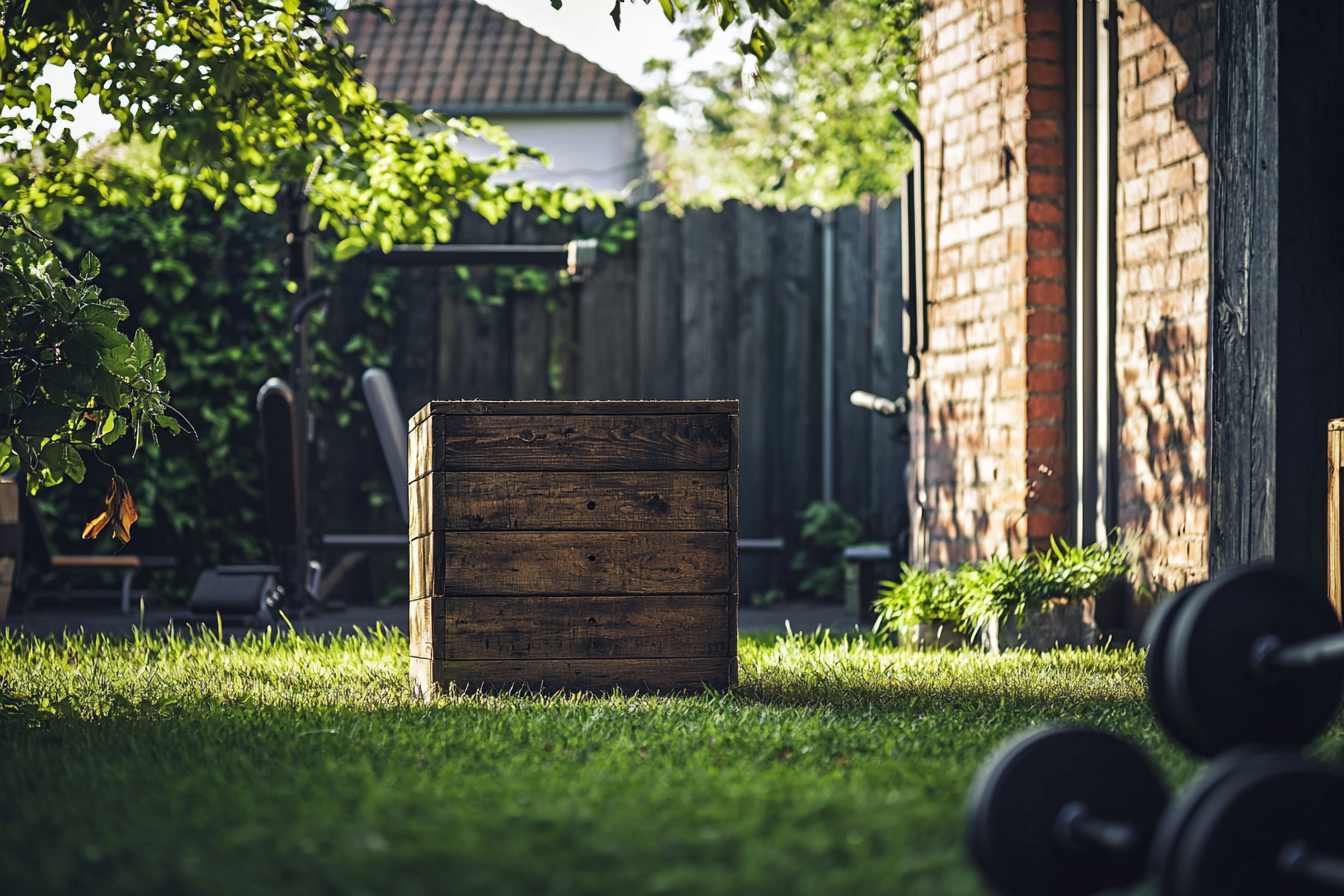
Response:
[966,726,1167,896]
[1143,563,1344,756]
[1153,750,1344,895]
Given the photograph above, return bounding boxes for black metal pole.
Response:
[286,182,312,609]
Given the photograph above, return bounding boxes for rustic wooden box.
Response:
[408,399,738,694]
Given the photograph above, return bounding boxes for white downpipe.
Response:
[821,213,836,504]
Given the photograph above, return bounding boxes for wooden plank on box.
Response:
[410,471,730,535]
[419,594,735,659]
[411,400,738,425]
[411,531,734,597]
[1329,419,1344,621]
[409,597,435,659]
[414,655,738,694]
[412,414,733,476]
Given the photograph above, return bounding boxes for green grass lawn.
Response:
[1,625,1338,896]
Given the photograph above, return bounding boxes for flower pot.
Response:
[900,619,969,650]
[981,596,1101,653]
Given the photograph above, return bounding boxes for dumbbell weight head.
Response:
[1142,583,1208,753]
[1148,745,1272,895]
[1159,752,1344,896]
[966,727,1167,896]
[1161,564,1344,756]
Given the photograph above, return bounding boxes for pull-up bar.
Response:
[363,238,599,275]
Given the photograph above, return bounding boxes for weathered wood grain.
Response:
[410,471,730,535]
[635,208,684,399]
[411,531,734,597]
[416,594,736,659]
[411,655,737,695]
[1330,422,1343,621]
[576,242,639,399]
[410,597,434,659]
[411,400,738,426]
[833,204,872,526]
[411,413,734,476]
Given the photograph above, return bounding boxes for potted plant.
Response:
[965,538,1131,652]
[874,565,970,649]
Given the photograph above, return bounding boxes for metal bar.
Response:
[321,534,409,549]
[1279,841,1344,888]
[1267,633,1344,670]
[365,245,570,267]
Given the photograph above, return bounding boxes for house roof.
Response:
[344,0,642,116]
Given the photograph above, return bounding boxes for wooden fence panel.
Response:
[681,206,737,400]
[577,246,638,399]
[833,205,873,527]
[335,201,906,602]
[636,209,684,400]
[870,201,909,544]
[773,210,823,561]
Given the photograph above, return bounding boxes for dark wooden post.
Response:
[1209,0,1344,591]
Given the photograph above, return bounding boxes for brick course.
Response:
[919,0,1069,565]
[1113,0,1212,592]
[917,0,1212,589]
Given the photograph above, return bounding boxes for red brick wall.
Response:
[1113,0,1212,591]
[918,0,1069,566]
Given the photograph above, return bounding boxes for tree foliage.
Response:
[641,0,921,209]
[0,0,608,492]
[0,219,175,489]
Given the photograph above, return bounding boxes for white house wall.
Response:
[452,114,643,195]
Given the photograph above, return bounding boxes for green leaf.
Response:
[79,251,100,280]
[333,236,367,262]
[92,368,123,409]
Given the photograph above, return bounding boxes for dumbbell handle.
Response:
[1279,840,1344,889]
[1250,632,1344,674]
[1054,801,1138,853]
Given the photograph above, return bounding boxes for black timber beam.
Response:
[364,244,570,267]
[1209,0,1344,590]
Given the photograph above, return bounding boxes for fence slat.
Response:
[682,205,737,400]
[577,245,638,399]
[833,205,872,526]
[774,210,823,581]
[869,201,909,546]
[636,209,684,400]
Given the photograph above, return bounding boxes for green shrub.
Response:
[789,500,865,601]
[875,535,1133,643]
[874,565,967,635]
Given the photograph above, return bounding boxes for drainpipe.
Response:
[821,211,836,504]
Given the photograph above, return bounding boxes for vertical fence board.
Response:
[577,246,638,399]
[774,210,824,580]
[682,205,737,400]
[833,205,872,524]
[511,295,550,399]
[734,206,779,598]
[636,209,684,399]
[869,201,909,546]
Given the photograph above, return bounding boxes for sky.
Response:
[474,0,738,92]
[47,0,740,143]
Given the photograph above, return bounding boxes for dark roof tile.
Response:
[344,0,641,113]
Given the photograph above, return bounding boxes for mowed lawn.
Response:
[3,625,1332,896]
